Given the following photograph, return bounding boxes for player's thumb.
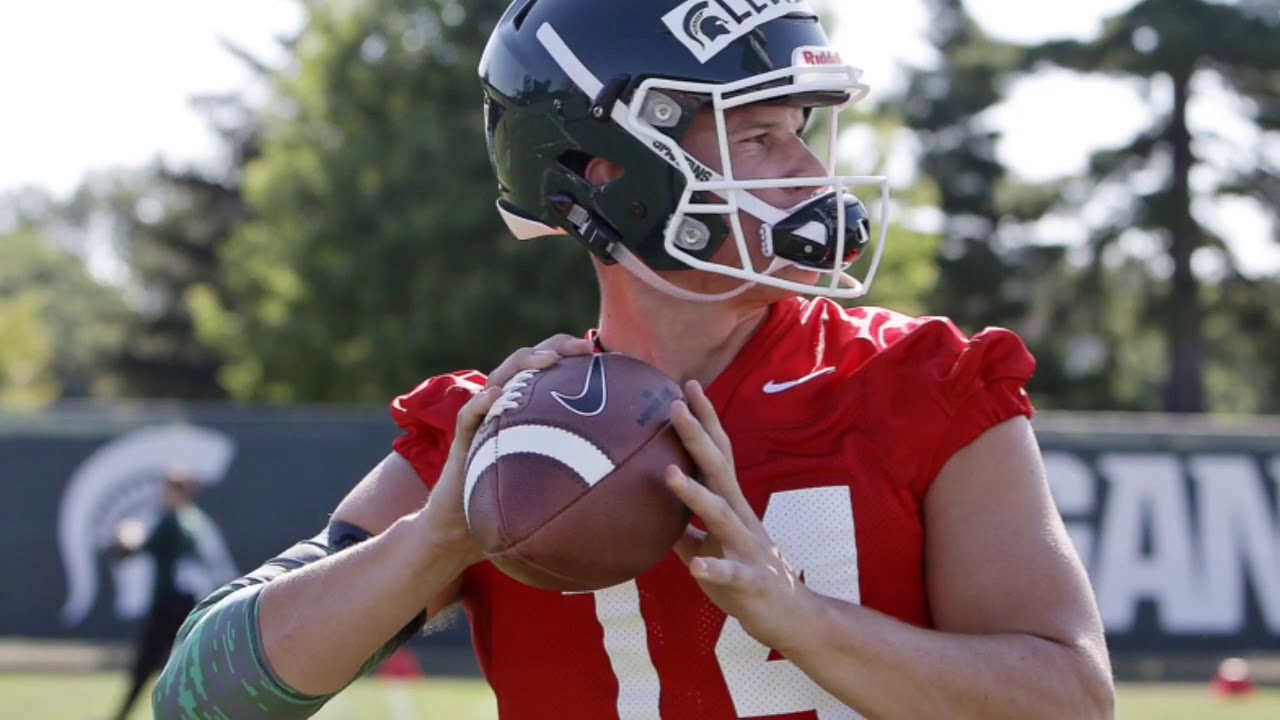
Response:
[453,387,501,448]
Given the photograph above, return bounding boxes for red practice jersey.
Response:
[390,297,1035,720]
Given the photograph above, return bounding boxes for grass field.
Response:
[1,673,1278,719]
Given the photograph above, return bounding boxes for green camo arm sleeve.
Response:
[151,522,426,720]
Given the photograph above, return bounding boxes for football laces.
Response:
[486,368,540,421]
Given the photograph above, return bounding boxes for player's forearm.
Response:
[257,511,468,694]
[153,517,451,719]
[779,591,1114,719]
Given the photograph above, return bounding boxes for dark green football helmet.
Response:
[480,0,889,300]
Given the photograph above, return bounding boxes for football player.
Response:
[153,0,1114,717]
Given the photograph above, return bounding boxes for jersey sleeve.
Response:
[923,323,1035,493]
[868,320,1036,496]
[389,370,488,490]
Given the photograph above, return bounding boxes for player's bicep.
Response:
[333,452,429,532]
[332,451,463,616]
[923,417,1103,650]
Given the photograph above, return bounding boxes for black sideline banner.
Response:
[1,407,1277,655]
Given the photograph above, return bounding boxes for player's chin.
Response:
[760,264,823,292]
[744,275,813,305]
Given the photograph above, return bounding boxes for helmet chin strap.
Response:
[612,246,757,303]
[613,233,851,304]
[620,189,841,302]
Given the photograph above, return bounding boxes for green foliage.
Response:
[20,0,1280,417]
[831,108,940,316]
[199,0,597,403]
[894,0,1280,413]
[1023,0,1280,412]
[3,672,1280,720]
[1026,257,1167,411]
[77,161,247,400]
[897,0,1051,337]
[0,226,129,400]
[0,673,500,720]
[1205,271,1280,413]
[894,0,1140,413]
[0,294,58,407]
[856,223,940,318]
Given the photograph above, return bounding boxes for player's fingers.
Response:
[680,385,764,531]
[665,465,755,549]
[669,401,738,504]
[485,347,560,389]
[684,381,733,460]
[485,336,595,390]
[671,525,708,565]
[451,386,501,450]
[670,399,755,522]
[533,333,595,356]
[669,400,719,465]
[690,556,740,587]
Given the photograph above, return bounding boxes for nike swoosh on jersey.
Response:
[552,354,609,416]
[761,366,836,394]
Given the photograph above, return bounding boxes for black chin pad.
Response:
[768,193,871,269]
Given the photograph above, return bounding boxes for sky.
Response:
[1,0,1275,272]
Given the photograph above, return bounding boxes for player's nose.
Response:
[780,140,830,206]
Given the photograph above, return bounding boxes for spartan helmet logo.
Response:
[681,1,731,48]
[57,424,239,626]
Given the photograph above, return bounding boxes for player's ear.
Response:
[584,157,624,187]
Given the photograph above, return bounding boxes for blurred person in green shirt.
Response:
[106,467,211,720]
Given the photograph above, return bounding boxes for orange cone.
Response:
[1211,657,1255,698]
[376,648,425,679]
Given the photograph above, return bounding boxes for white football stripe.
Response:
[464,424,616,525]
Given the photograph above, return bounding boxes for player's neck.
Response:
[595,283,770,388]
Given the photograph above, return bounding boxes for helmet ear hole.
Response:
[560,152,627,188]
[557,150,593,179]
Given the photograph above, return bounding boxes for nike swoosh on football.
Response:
[761,367,836,394]
[552,354,609,416]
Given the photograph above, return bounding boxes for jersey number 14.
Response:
[589,487,863,719]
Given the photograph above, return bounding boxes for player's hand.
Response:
[421,334,596,565]
[110,519,146,559]
[484,334,595,390]
[665,380,806,651]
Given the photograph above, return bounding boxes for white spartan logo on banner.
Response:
[58,424,239,626]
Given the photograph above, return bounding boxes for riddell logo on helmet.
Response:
[663,0,815,64]
[797,48,843,66]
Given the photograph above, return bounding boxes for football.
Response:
[463,352,698,592]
